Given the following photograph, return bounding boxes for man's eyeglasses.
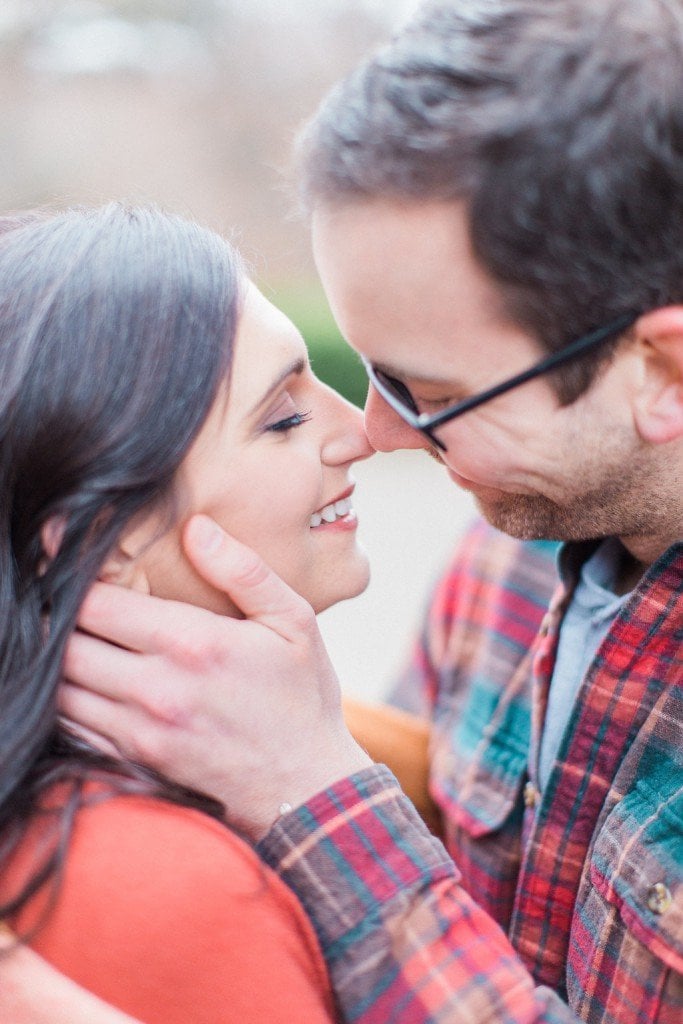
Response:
[361,311,638,452]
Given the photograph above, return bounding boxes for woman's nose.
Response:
[321,389,375,464]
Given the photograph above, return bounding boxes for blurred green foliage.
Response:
[272,283,368,409]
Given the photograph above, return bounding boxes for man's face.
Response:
[312,197,660,544]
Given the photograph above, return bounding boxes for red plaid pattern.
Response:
[259,525,682,1023]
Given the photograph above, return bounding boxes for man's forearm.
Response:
[259,766,578,1024]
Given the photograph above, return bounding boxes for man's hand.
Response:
[60,514,372,840]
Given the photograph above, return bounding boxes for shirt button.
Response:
[538,615,552,638]
[647,882,672,914]
[523,781,539,808]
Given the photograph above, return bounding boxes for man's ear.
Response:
[631,307,683,444]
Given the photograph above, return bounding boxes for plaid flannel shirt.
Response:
[259,522,683,1023]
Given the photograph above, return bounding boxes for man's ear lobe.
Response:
[631,307,683,445]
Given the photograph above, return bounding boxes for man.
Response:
[4,0,682,1020]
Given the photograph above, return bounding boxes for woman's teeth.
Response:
[310,497,352,528]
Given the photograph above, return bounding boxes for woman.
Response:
[0,203,375,1022]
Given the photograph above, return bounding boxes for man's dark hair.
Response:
[299,0,683,400]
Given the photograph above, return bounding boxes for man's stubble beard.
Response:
[473,447,675,545]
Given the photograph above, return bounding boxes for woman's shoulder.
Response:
[68,787,270,891]
[10,786,334,1023]
[58,787,319,938]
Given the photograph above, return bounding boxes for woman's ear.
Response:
[40,516,66,561]
[99,521,153,593]
[41,513,151,592]
[98,544,151,593]
[631,307,683,444]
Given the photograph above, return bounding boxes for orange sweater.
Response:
[3,790,335,1023]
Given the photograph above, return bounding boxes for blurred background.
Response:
[0,1,477,700]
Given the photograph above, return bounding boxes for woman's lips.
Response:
[309,496,356,529]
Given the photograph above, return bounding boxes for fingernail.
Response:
[191,515,223,552]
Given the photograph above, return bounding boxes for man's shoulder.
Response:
[441,520,559,605]
[428,520,559,669]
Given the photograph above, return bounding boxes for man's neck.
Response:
[617,530,680,594]
[613,550,649,596]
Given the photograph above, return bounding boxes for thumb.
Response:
[182,514,313,639]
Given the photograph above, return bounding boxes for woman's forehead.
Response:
[227,282,309,406]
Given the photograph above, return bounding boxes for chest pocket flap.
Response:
[589,760,683,973]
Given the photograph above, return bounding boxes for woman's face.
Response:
[118,282,373,615]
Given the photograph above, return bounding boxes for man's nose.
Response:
[363,386,431,454]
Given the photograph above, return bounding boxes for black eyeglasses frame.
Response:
[361,311,639,452]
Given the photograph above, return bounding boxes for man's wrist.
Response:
[258,763,456,952]
[258,761,393,854]
[246,739,374,842]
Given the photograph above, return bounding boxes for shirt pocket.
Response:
[590,774,682,971]
[432,669,530,838]
[575,773,683,1021]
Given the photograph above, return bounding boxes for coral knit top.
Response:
[2,786,336,1024]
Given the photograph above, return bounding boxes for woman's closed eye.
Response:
[262,390,313,434]
[266,409,312,433]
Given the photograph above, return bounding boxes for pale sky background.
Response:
[0,1,423,284]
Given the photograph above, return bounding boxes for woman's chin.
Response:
[309,559,371,615]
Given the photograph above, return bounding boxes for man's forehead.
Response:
[312,197,482,300]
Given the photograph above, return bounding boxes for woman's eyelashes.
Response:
[265,409,312,434]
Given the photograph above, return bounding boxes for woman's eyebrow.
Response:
[247,357,306,417]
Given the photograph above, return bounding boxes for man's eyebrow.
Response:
[247,357,306,418]
[372,359,456,388]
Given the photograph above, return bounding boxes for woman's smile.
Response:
[309,485,357,529]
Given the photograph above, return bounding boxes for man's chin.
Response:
[473,492,571,542]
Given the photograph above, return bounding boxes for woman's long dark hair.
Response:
[0,203,242,923]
